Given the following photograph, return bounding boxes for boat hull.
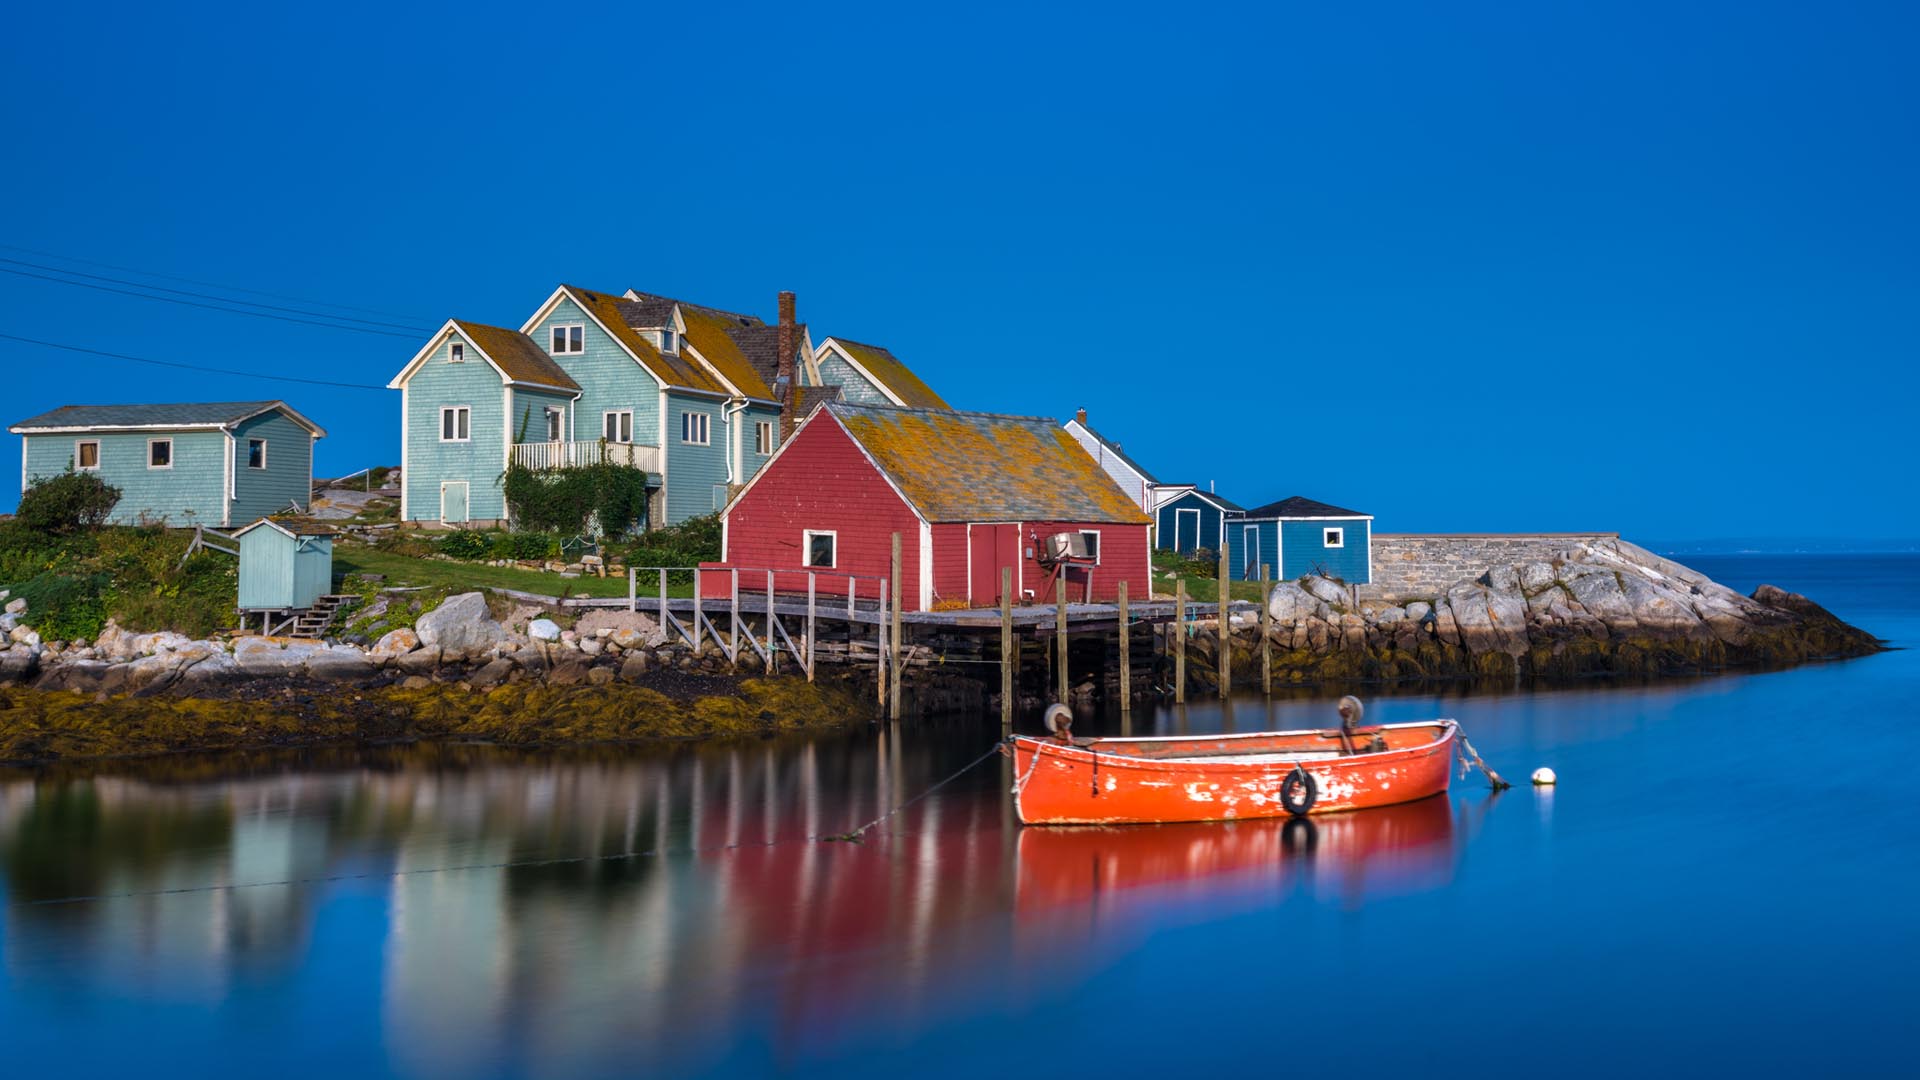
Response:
[1011,720,1457,826]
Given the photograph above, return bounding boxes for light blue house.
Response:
[235,518,335,611]
[9,401,325,527]
[394,285,948,531]
[1154,488,1243,555]
[1226,496,1373,584]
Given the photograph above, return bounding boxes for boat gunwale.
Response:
[1012,719,1458,775]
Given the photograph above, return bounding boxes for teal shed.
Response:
[235,518,336,611]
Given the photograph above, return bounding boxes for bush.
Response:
[12,571,109,641]
[438,530,491,560]
[490,532,557,561]
[16,470,121,534]
[501,463,651,536]
[620,513,721,568]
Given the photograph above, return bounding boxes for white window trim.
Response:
[1324,527,1345,548]
[74,439,100,471]
[1078,528,1102,564]
[545,408,564,442]
[247,438,268,470]
[449,342,465,363]
[754,420,773,455]
[550,323,585,355]
[440,406,471,443]
[147,437,173,470]
[603,410,634,444]
[681,411,711,446]
[1243,524,1261,575]
[804,529,838,569]
[660,328,678,354]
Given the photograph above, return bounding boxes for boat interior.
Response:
[1053,722,1453,764]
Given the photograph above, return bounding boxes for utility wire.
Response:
[0,241,433,322]
[0,256,431,332]
[0,332,389,390]
[0,266,426,339]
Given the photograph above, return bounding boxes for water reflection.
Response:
[0,724,1475,1073]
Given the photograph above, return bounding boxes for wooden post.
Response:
[628,567,636,612]
[806,573,817,682]
[658,568,667,627]
[876,577,887,709]
[889,533,903,721]
[766,570,777,675]
[692,574,704,655]
[1054,585,1069,705]
[1174,578,1186,703]
[730,568,740,667]
[1259,565,1272,696]
[1117,580,1131,714]
[1000,566,1014,734]
[1217,543,1231,698]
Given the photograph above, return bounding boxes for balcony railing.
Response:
[510,440,661,474]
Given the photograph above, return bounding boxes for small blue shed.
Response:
[1226,496,1373,584]
[235,518,336,611]
[1154,488,1243,554]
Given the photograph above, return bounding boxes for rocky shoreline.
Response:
[1189,538,1883,686]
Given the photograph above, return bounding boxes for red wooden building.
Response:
[705,402,1153,611]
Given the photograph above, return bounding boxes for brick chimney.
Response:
[1076,408,1087,426]
[776,291,796,385]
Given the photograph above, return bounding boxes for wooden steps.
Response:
[287,594,358,640]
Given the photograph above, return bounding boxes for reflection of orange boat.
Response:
[1015,795,1458,913]
[1011,720,1456,825]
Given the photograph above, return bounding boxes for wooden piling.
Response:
[766,570,777,675]
[1218,545,1231,698]
[1174,578,1186,703]
[889,532,902,721]
[729,568,740,666]
[876,576,887,709]
[1117,580,1131,714]
[1055,585,1069,704]
[806,573,817,682]
[1000,566,1014,734]
[1259,565,1271,696]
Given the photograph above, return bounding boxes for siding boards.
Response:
[664,394,728,525]
[404,335,506,522]
[230,411,314,523]
[1280,518,1370,582]
[25,429,227,526]
[814,351,892,405]
[526,298,659,447]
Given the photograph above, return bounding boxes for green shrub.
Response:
[438,530,491,560]
[12,572,109,641]
[16,470,121,535]
[501,463,651,536]
[490,532,557,561]
[620,513,721,568]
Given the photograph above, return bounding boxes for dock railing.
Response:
[627,565,891,689]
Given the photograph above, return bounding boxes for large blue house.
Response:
[392,286,945,530]
[1225,496,1373,584]
[9,401,325,527]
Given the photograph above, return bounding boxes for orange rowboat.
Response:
[1010,719,1458,826]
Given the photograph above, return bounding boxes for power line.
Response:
[0,332,389,390]
[0,256,431,332]
[0,265,427,339]
[0,241,433,323]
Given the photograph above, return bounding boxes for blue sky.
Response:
[1,1,1913,540]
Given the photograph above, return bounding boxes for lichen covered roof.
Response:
[832,338,950,410]
[676,303,778,400]
[453,321,580,391]
[828,403,1150,523]
[1242,495,1368,519]
[560,285,729,395]
[727,322,809,390]
[9,401,321,434]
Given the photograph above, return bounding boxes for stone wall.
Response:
[1363,533,1621,601]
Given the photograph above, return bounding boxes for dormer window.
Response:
[449,342,465,363]
[660,328,678,354]
[550,324,584,355]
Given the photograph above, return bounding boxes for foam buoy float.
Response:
[1532,767,1557,786]
[1044,703,1074,740]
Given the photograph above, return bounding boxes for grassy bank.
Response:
[1150,549,1269,604]
[332,542,643,599]
[0,522,235,640]
[0,677,861,764]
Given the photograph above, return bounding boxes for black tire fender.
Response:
[1279,765,1317,817]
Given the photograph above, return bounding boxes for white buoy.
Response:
[1532,767,1557,786]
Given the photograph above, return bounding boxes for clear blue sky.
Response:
[2,1,1913,540]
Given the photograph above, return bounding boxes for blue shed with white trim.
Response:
[1226,496,1373,583]
[235,518,336,612]
[1154,488,1243,555]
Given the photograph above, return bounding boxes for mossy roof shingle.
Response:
[452,321,580,391]
[561,285,730,395]
[1242,495,1369,518]
[832,338,950,410]
[828,403,1150,523]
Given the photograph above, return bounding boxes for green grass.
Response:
[331,542,644,599]
[1149,548,1268,604]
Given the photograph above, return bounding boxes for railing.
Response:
[628,566,892,687]
[510,440,661,473]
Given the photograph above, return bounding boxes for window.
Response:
[247,438,267,469]
[545,408,564,442]
[755,421,773,455]
[1324,527,1345,548]
[449,342,465,363]
[805,530,837,568]
[148,438,172,469]
[74,440,99,470]
[1079,529,1101,563]
[681,411,710,445]
[550,324,584,355]
[440,406,470,442]
[660,328,677,353]
[603,410,633,443]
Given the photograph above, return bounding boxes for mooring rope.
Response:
[821,739,1010,843]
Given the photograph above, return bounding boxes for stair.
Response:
[288,594,358,640]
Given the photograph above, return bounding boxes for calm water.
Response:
[1,555,1915,1077]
